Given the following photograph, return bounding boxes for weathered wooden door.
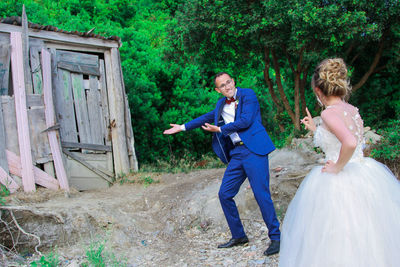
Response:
[52,50,113,190]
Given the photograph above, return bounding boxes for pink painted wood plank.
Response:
[10,32,35,192]
[41,49,70,191]
[0,166,19,193]
[6,150,59,190]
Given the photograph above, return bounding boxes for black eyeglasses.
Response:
[218,79,233,90]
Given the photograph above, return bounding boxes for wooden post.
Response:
[104,49,129,175]
[22,5,33,94]
[0,101,8,174]
[10,32,35,192]
[116,50,138,171]
[42,48,69,191]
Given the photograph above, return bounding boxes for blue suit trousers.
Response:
[218,145,281,240]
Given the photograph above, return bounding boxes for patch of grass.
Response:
[138,175,159,188]
[114,172,159,187]
[0,185,10,206]
[82,239,127,267]
[30,249,60,267]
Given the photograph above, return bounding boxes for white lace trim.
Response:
[314,104,365,163]
[314,126,364,163]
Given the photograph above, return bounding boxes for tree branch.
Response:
[352,40,385,92]
[284,45,295,74]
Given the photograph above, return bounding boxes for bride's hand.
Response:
[322,160,341,174]
[300,107,316,132]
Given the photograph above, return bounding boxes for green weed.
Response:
[138,175,159,188]
[30,250,60,267]
[82,239,127,267]
[0,185,9,206]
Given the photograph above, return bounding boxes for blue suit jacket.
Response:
[185,87,275,164]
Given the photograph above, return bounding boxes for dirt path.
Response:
[2,147,321,266]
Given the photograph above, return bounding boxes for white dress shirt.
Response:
[221,91,241,144]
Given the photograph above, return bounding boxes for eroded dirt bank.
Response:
[1,147,321,266]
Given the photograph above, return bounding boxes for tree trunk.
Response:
[271,49,296,126]
[263,48,285,132]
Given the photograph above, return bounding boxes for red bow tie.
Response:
[225,97,236,104]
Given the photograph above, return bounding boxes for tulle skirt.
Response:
[279,158,400,267]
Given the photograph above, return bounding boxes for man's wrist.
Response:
[180,124,186,131]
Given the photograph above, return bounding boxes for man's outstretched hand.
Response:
[163,124,182,135]
[202,123,221,133]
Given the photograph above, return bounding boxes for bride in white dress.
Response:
[279,58,400,267]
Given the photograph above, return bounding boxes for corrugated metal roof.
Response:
[0,16,121,43]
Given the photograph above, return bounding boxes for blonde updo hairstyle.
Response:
[311,58,351,99]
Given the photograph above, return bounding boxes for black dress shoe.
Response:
[264,240,280,256]
[217,236,249,248]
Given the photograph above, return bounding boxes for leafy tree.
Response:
[172,0,400,130]
[1,0,399,165]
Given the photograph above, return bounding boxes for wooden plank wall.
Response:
[29,38,45,95]
[27,94,52,163]
[0,34,11,95]
[54,68,78,143]
[71,73,91,144]
[87,75,103,145]
[0,101,8,173]
[30,47,43,94]
[1,96,19,155]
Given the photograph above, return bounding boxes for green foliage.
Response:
[1,0,399,168]
[138,175,158,187]
[82,239,127,267]
[0,185,9,206]
[371,120,400,161]
[351,74,400,128]
[30,250,59,267]
[370,119,400,178]
[172,0,400,129]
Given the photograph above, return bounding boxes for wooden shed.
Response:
[0,10,138,192]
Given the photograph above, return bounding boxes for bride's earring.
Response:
[316,95,324,107]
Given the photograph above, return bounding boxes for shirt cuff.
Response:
[180,124,186,131]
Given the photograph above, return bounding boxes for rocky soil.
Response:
[0,123,387,267]
[0,141,325,267]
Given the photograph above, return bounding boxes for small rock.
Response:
[66,260,80,267]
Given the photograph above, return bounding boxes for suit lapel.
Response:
[234,87,241,120]
[215,98,225,126]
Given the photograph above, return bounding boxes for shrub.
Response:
[370,119,400,178]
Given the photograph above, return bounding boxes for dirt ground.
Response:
[1,147,321,266]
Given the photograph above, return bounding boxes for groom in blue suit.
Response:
[163,72,281,256]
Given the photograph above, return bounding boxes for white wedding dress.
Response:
[279,105,400,267]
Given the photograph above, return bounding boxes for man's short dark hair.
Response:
[214,72,232,86]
